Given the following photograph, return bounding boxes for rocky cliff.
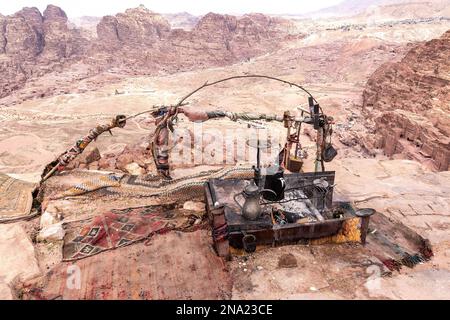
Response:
[93,8,297,73]
[187,13,295,60]
[361,29,450,171]
[96,6,171,46]
[0,5,88,98]
[0,5,297,101]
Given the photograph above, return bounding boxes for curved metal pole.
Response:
[140,75,324,178]
[125,75,321,121]
[175,74,319,107]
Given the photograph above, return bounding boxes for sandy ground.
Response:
[0,19,449,300]
[229,159,450,300]
[3,158,448,300]
[2,19,449,180]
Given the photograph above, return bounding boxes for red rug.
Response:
[63,206,201,261]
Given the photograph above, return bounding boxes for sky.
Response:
[0,0,344,17]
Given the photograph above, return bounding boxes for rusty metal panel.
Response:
[205,171,372,254]
[274,219,344,241]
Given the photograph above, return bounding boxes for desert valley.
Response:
[0,0,449,300]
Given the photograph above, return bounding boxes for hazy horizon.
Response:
[0,0,344,17]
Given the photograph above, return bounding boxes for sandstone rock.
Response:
[88,161,99,171]
[0,15,6,54]
[183,201,205,212]
[4,9,44,58]
[64,158,78,170]
[42,5,71,60]
[98,157,117,170]
[116,153,134,171]
[37,222,65,242]
[339,131,359,147]
[93,6,297,78]
[78,147,101,164]
[124,162,145,176]
[40,210,63,229]
[0,224,41,299]
[66,149,102,170]
[16,7,44,32]
[43,4,68,22]
[175,12,296,62]
[97,5,170,46]
[0,4,297,101]
[0,5,88,99]
[114,143,150,171]
[0,58,28,98]
[96,15,121,45]
[362,29,450,171]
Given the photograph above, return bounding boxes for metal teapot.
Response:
[234,182,276,221]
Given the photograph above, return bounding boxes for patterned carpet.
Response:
[21,230,232,300]
[63,205,205,261]
[42,166,254,203]
[0,173,37,223]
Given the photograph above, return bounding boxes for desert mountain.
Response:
[0,5,297,101]
[84,7,299,84]
[307,0,450,18]
[71,12,200,36]
[0,5,89,98]
[361,29,450,171]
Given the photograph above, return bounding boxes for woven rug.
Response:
[44,166,254,203]
[366,212,433,273]
[0,173,37,223]
[20,230,232,300]
[62,205,205,261]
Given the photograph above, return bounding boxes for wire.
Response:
[175,74,320,107]
[125,74,322,121]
